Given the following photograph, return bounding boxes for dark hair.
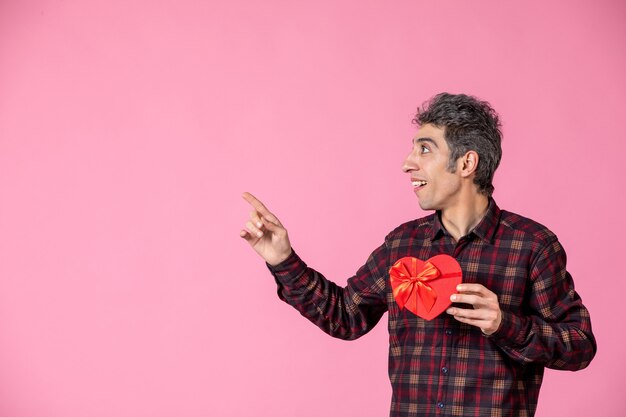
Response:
[413,93,502,196]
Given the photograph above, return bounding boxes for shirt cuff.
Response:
[266,249,308,283]
[486,309,527,347]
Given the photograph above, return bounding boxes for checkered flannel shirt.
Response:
[268,199,596,417]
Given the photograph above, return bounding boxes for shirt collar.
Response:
[429,198,501,243]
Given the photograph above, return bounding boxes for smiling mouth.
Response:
[411,180,427,188]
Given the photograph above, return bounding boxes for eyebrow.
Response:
[413,137,439,149]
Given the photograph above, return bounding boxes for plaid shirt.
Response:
[268,199,596,417]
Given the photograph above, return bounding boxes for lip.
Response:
[411,178,427,191]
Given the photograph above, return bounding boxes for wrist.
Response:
[482,310,503,335]
[267,248,294,268]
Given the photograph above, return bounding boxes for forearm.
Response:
[488,307,596,370]
[269,250,388,340]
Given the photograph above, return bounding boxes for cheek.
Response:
[440,173,461,190]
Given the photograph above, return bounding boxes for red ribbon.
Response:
[389,259,442,312]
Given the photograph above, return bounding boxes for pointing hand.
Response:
[240,192,292,266]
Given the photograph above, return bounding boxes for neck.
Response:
[440,193,490,242]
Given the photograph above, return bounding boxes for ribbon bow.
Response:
[390,258,441,312]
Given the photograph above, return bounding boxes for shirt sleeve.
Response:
[487,238,597,370]
[267,242,390,341]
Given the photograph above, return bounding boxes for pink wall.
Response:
[1,1,624,416]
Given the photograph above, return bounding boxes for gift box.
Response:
[389,254,462,320]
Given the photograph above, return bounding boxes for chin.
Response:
[417,200,433,211]
[417,196,443,211]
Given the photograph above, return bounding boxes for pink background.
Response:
[1,1,624,416]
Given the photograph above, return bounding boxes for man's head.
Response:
[413,93,502,197]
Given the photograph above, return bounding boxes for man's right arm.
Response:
[240,192,388,340]
[268,246,389,340]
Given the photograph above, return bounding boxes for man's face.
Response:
[402,124,463,211]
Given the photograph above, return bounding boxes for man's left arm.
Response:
[446,238,597,370]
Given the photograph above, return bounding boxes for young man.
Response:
[240,93,596,417]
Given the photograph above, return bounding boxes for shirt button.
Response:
[437,402,444,409]
[441,367,448,374]
[445,329,452,335]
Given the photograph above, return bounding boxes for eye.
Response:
[420,144,431,154]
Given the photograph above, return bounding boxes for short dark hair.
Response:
[413,93,502,196]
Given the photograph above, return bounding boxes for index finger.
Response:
[242,192,273,217]
[455,283,492,295]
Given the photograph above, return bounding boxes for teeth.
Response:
[412,180,427,187]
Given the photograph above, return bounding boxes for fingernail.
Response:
[256,222,262,227]
[456,285,463,291]
[256,232,263,237]
[450,294,457,301]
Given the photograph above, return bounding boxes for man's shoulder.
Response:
[385,212,437,241]
[497,208,558,246]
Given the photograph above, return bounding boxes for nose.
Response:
[402,150,418,173]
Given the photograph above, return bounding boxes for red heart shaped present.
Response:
[389,255,462,321]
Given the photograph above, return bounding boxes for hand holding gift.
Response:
[447,284,503,335]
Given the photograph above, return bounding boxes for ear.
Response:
[459,151,479,178]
